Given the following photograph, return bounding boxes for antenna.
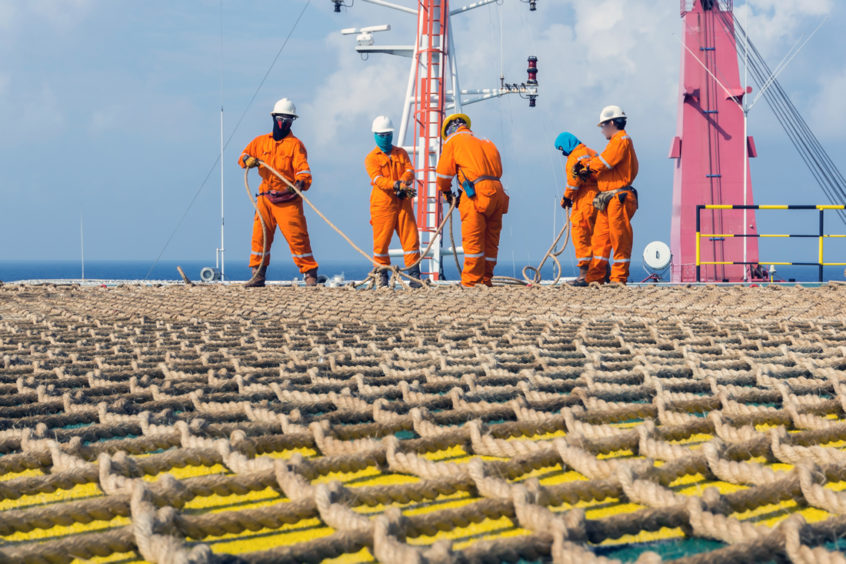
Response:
[218,0,225,281]
[206,0,225,284]
[80,214,85,281]
[217,105,225,281]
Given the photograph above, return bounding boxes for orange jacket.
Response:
[564,143,599,202]
[437,126,505,198]
[364,146,415,209]
[587,130,638,192]
[239,133,312,193]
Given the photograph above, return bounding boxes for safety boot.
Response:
[245,266,266,288]
[378,270,390,287]
[304,268,319,287]
[406,265,423,289]
[568,266,589,287]
[604,263,612,284]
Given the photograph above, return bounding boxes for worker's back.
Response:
[442,128,503,184]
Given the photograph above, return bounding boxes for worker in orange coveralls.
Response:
[239,98,319,287]
[364,115,423,288]
[436,114,509,287]
[554,132,599,286]
[583,106,639,285]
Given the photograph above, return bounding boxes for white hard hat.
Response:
[597,105,626,126]
[271,98,298,118]
[371,115,395,134]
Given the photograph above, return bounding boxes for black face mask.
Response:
[273,115,293,140]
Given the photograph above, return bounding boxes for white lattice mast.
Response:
[335,0,539,281]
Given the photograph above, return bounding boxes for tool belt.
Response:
[459,169,500,199]
[593,186,638,212]
[259,189,297,204]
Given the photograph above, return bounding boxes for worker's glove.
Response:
[404,186,418,199]
[573,161,592,180]
[394,181,406,200]
[443,191,454,205]
[243,155,260,169]
[560,197,573,209]
[293,180,306,193]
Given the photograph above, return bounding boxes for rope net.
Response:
[1,283,846,563]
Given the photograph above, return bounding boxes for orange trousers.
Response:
[249,196,318,273]
[458,194,506,287]
[570,196,599,269]
[371,203,420,267]
[586,192,637,284]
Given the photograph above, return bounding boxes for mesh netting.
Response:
[1,283,846,563]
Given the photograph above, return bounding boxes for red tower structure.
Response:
[412,0,450,280]
[670,0,759,282]
[336,0,538,281]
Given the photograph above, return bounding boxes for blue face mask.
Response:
[375,132,393,153]
[554,132,580,156]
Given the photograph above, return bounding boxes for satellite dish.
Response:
[200,267,221,282]
[643,241,672,272]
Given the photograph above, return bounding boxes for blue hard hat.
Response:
[554,132,580,155]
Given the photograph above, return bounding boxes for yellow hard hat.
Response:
[441,113,471,140]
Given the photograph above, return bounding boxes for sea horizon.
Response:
[1,259,842,284]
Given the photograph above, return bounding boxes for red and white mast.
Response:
[335,0,539,281]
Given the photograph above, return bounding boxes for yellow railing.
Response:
[696,204,846,282]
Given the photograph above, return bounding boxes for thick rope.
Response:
[3,284,846,562]
[244,163,457,288]
[447,206,572,287]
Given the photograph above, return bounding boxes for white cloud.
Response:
[0,1,16,31]
[298,33,410,148]
[0,82,65,147]
[810,68,846,140]
[0,0,93,30]
[741,0,833,57]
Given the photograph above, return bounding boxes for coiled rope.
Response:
[446,207,572,287]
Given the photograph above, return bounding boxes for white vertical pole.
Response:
[218,0,225,281]
[80,214,85,281]
[742,1,749,280]
[220,106,225,280]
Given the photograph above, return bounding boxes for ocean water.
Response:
[0,260,841,283]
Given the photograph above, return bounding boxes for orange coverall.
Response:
[239,133,318,273]
[585,130,639,284]
[564,144,599,269]
[436,127,509,287]
[364,146,421,267]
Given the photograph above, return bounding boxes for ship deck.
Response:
[1,283,846,563]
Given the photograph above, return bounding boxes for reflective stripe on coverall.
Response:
[564,144,599,269]
[585,130,638,283]
[240,133,318,273]
[364,146,420,267]
[436,127,509,287]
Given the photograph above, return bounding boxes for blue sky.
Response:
[1,0,844,273]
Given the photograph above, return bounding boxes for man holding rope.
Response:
[555,132,599,287]
[436,114,509,288]
[239,98,320,287]
[582,106,639,285]
[364,116,423,288]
